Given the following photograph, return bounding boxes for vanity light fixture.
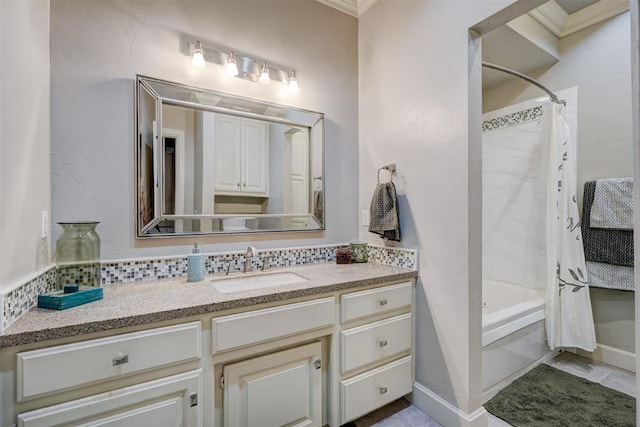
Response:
[259,63,271,84]
[192,41,205,67]
[288,71,299,91]
[186,40,296,88]
[226,52,239,77]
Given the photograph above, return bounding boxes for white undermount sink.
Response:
[211,272,309,293]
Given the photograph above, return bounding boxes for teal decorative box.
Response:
[38,286,103,310]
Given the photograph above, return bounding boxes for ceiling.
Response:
[482,0,628,88]
[316,0,629,89]
[555,0,600,14]
[318,0,625,31]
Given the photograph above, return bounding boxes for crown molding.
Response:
[317,0,357,17]
[529,0,629,38]
[317,0,380,18]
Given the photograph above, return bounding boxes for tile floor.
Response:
[350,352,636,427]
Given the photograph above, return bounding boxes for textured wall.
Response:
[358,0,534,421]
[50,0,358,260]
[0,0,51,293]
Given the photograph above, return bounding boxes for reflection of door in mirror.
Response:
[137,85,157,232]
[162,128,185,233]
[289,128,309,229]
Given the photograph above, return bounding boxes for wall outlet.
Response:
[361,209,370,226]
[41,210,49,239]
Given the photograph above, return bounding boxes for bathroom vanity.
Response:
[0,263,417,427]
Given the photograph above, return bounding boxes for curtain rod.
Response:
[481,61,563,105]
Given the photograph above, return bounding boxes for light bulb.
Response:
[289,71,299,91]
[192,41,205,67]
[259,63,271,84]
[226,52,239,77]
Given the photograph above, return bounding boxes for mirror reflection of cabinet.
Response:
[212,115,269,196]
[136,75,325,237]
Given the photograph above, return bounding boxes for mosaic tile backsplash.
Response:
[482,105,543,132]
[2,266,56,331]
[2,244,417,332]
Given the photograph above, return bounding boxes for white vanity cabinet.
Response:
[1,277,416,427]
[17,370,202,427]
[223,342,323,427]
[214,115,269,196]
[14,322,203,427]
[212,297,334,427]
[338,281,414,424]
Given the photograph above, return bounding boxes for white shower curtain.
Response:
[545,103,596,351]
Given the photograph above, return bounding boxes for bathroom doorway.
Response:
[470,0,637,423]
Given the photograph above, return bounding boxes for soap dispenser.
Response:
[187,243,205,282]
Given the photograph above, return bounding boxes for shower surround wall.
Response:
[482,104,548,290]
[483,89,578,291]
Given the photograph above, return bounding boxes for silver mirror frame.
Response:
[135,75,325,238]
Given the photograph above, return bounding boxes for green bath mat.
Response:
[485,363,635,427]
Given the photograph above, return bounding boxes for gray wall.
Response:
[358,0,531,421]
[0,0,51,293]
[50,0,358,260]
[483,13,634,360]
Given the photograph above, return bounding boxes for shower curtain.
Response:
[545,103,596,351]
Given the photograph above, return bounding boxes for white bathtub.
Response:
[482,280,556,401]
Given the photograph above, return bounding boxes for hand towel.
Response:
[313,190,323,222]
[369,182,401,242]
[582,181,634,266]
[590,177,633,230]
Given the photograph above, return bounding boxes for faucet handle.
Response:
[219,260,232,275]
[261,256,272,271]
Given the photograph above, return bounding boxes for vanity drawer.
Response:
[341,313,412,373]
[340,356,413,423]
[212,297,335,354]
[17,322,201,401]
[341,282,412,323]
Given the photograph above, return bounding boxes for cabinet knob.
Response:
[112,355,129,366]
[237,182,241,188]
[243,182,247,187]
[379,298,388,306]
[379,339,388,347]
[379,386,388,394]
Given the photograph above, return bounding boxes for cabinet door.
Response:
[214,115,242,193]
[18,370,202,427]
[241,120,268,195]
[223,342,322,427]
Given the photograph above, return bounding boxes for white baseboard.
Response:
[577,343,636,373]
[413,382,488,427]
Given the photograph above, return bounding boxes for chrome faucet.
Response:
[244,246,257,273]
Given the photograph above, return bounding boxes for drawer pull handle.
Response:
[379,298,388,306]
[379,339,388,347]
[379,386,388,394]
[112,355,129,366]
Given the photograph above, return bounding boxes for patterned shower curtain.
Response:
[545,103,596,351]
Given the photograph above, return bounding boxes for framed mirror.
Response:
[136,76,325,237]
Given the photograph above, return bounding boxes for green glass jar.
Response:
[349,242,368,263]
[56,222,101,289]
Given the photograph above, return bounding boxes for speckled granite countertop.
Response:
[0,262,417,349]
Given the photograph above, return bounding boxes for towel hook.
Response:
[377,164,396,184]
